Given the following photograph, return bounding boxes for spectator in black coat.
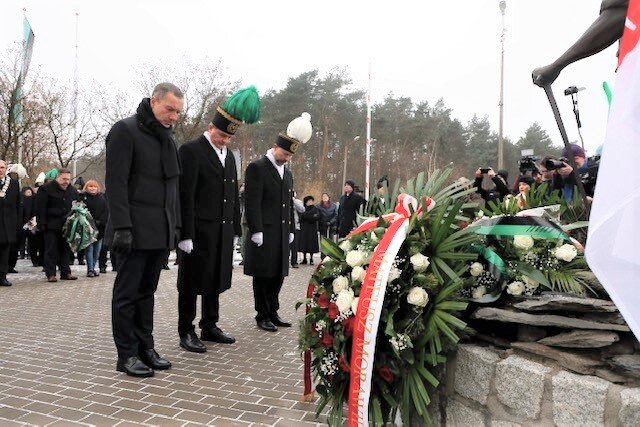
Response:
[473,168,511,202]
[0,161,21,286]
[337,180,365,238]
[299,195,320,265]
[20,187,35,261]
[81,180,108,277]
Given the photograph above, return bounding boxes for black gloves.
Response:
[112,229,133,255]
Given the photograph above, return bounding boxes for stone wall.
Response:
[443,344,640,426]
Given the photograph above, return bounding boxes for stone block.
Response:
[445,398,486,426]
[552,371,610,426]
[490,421,522,427]
[454,344,500,405]
[619,388,640,426]
[495,355,551,419]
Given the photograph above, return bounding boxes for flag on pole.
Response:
[586,0,640,341]
[12,16,35,125]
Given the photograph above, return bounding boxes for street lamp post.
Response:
[498,0,506,170]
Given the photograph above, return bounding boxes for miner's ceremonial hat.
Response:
[211,85,261,135]
[276,112,312,154]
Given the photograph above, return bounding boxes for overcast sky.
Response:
[1,0,618,158]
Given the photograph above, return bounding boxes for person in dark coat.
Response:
[105,82,182,377]
[316,192,337,240]
[176,86,258,352]
[36,168,79,282]
[80,180,108,277]
[0,161,21,286]
[299,195,319,265]
[337,179,365,238]
[20,187,35,262]
[244,112,312,332]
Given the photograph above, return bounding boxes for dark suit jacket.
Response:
[35,180,78,233]
[243,156,294,278]
[177,135,241,295]
[0,178,21,244]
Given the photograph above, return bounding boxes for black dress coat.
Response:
[177,135,241,295]
[104,114,181,250]
[0,178,21,244]
[35,180,79,232]
[337,191,365,238]
[81,192,108,240]
[243,156,294,278]
[298,205,320,253]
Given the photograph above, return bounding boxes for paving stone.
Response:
[619,388,640,426]
[495,355,552,419]
[552,370,610,426]
[454,344,500,404]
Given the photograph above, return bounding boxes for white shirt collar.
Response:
[204,131,227,165]
[266,149,284,178]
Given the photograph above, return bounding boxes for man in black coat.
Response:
[176,112,245,352]
[105,82,182,377]
[337,179,365,238]
[36,168,78,282]
[244,112,312,332]
[0,161,21,286]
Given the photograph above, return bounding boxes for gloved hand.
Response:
[178,239,193,254]
[112,229,133,255]
[233,236,239,248]
[251,232,263,247]
[289,233,294,244]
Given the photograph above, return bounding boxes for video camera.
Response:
[543,157,569,171]
[518,155,540,174]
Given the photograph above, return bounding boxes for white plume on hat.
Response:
[8,163,28,179]
[286,112,312,143]
[35,172,46,184]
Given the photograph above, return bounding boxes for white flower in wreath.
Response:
[472,285,487,300]
[351,297,359,316]
[470,262,484,277]
[332,276,349,294]
[336,288,355,313]
[339,239,352,252]
[554,243,578,262]
[522,276,539,291]
[370,231,379,243]
[315,320,327,331]
[388,267,401,283]
[506,281,525,296]
[513,235,534,250]
[407,287,429,307]
[351,266,366,283]
[346,250,368,267]
[410,253,430,272]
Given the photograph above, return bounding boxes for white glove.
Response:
[233,236,239,248]
[178,239,194,254]
[289,233,294,244]
[251,232,264,247]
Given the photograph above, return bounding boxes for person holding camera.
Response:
[473,167,510,202]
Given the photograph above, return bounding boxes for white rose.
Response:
[407,287,429,307]
[554,244,578,262]
[332,276,349,293]
[513,235,534,250]
[506,281,525,296]
[470,262,484,277]
[336,288,355,313]
[388,267,401,283]
[351,266,366,283]
[339,240,352,252]
[346,250,367,267]
[410,253,430,272]
[351,297,359,315]
[522,276,539,290]
[472,286,487,300]
[370,231,379,243]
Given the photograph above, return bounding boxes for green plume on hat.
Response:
[222,85,261,124]
[45,168,59,180]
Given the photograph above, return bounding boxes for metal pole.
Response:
[365,62,372,200]
[17,8,27,168]
[498,1,506,170]
[72,12,79,177]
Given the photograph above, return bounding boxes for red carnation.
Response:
[338,354,351,373]
[378,366,395,383]
[328,303,340,320]
[322,333,334,348]
[342,316,355,338]
[317,293,330,308]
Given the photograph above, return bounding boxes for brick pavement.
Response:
[0,255,326,426]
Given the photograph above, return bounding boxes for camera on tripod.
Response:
[518,149,540,174]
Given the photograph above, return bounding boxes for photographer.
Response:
[554,144,598,200]
[536,155,570,197]
[473,167,510,202]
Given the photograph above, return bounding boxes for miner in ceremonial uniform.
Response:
[244,113,312,332]
[177,86,260,352]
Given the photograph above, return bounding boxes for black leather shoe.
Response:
[201,326,235,344]
[139,349,171,370]
[99,268,107,274]
[271,315,292,327]
[180,332,207,353]
[116,356,154,377]
[257,320,278,332]
[0,278,12,286]
[291,264,299,268]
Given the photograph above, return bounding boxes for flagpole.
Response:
[17,8,26,167]
[72,12,79,178]
[365,61,372,201]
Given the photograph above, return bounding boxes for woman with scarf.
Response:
[315,192,337,240]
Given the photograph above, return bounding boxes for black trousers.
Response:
[112,249,164,359]
[0,242,10,276]
[8,240,18,270]
[178,292,220,336]
[44,230,71,277]
[290,231,299,265]
[252,276,284,322]
[30,232,43,266]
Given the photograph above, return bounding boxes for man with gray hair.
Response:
[105,82,182,377]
